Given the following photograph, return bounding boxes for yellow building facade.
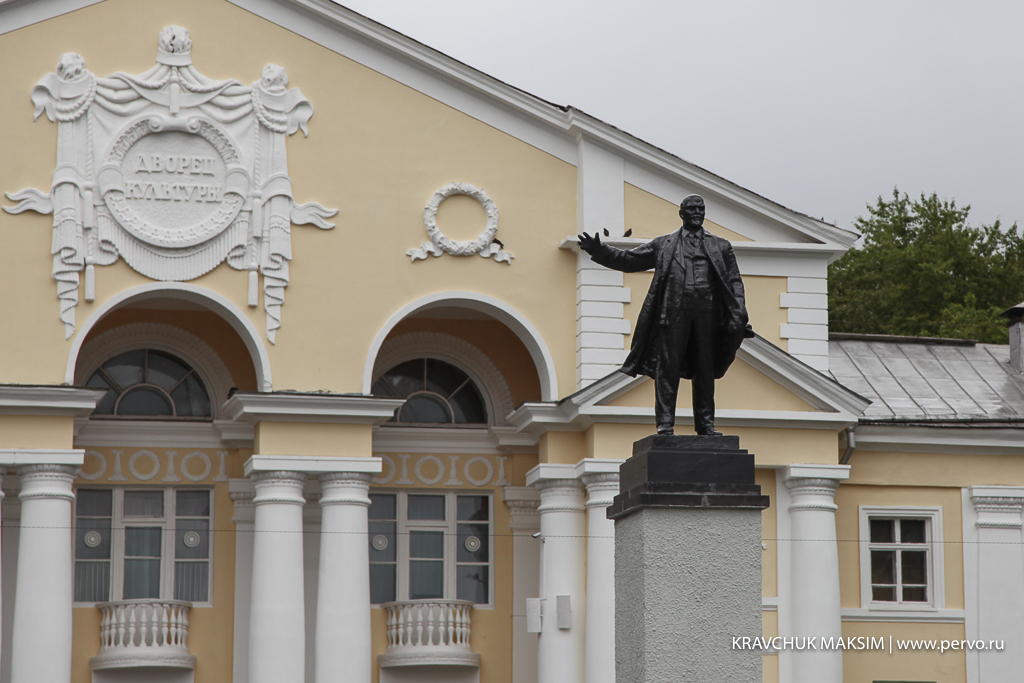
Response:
[1,2,1021,683]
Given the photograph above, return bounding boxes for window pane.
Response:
[369,494,396,520]
[869,519,894,544]
[383,360,424,398]
[901,550,927,584]
[75,561,111,602]
[124,491,164,517]
[102,350,145,389]
[458,524,489,563]
[457,495,488,521]
[370,563,396,604]
[174,561,209,602]
[457,565,488,604]
[409,560,444,599]
[175,519,210,559]
[123,559,161,599]
[872,585,896,601]
[125,527,162,557]
[369,521,396,562]
[399,394,452,423]
[450,381,486,424]
[176,490,210,518]
[77,489,112,517]
[76,518,112,560]
[170,374,211,417]
[901,519,926,544]
[425,359,469,397]
[903,585,928,602]
[372,377,402,398]
[147,351,190,392]
[86,375,117,415]
[408,496,445,521]
[870,550,895,585]
[410,530,444,558]
[117,386,174,416]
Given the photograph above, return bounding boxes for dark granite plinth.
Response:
[608,435,770,519]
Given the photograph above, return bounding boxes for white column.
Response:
[229,480,256,683]
[528,465,586,683]
[249,470,307,683]
[503,486,541,683]
[580,464,620,683]
[970,486,1024,682]
[10,463,79,683]
[2,474,20,683]
[783,464,849,683]
[315,471,375,683]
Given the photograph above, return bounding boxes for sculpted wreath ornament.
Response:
[407,182,513,264]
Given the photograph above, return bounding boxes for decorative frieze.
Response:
[373,453,510,488]
[4,26,336,342]
[78,448,229,484]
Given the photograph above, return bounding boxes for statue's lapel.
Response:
[668,228,686,271]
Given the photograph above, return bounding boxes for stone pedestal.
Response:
[608,435,769,683]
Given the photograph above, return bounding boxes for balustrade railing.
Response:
[379,599,480,667]
[91,600,195,670]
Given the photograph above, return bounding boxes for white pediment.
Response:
[4,25,336,342]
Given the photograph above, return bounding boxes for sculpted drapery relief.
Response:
[4,26,337,342]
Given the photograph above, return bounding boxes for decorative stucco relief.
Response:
[3,26,337,342]
[408,183,513,264]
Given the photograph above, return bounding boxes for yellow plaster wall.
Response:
[757,468,778,598]
[604,361,815,412]
[254,421,372,457]
[0,0,578,397]
[539,431,586,464]
[0,414,75,448]
[850,449,1024,487]
[835,485,964,611]
[840,621,966,683]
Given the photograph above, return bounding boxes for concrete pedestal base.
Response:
[609,435,769,683]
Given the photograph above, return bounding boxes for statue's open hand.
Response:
[577,231,602,254]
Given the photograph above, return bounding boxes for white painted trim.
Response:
[0,385,104,416]
[784,464,850,481]
[65,282,273,392]
[372,426,537,455]
[525,463,577,486]
[362,291,558,401]
[774,468,793,682]
[962,487,980,683]
[840,608,964,623]
[0,449,84,466]
[244,454,382,475]
[857,505,945,611]
[73,419,254,449]
[223,392,404,425]
[856,424,1024,456]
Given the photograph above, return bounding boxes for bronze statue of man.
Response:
[578,194,753,435]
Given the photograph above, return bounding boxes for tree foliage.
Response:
[828,190,1024,343]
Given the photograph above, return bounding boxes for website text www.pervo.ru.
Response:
[733,636,1004,654]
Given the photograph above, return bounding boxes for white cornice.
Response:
[0,385,105,416]
[72,418,254,449]
[244,454,382,475]
[856,424,1024,456]
[372,425,537,454]
[222,392,404,425]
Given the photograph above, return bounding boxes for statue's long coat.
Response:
[588,227,751,380]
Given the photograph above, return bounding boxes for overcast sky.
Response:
[338,0,1022,236]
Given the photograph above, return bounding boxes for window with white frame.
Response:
[859,506,943,609]
[74,488,213,604]
[368,491,492,606]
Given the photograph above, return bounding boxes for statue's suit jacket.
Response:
[587,227,752,380]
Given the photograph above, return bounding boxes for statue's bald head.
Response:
[679,194,706,230]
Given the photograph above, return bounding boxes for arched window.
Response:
[372,358,487,424]
[87,349,212,418]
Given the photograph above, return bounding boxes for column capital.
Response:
[970,485,1024,528]
[251,470,306,507]
[318,471,373,507]
[502,486,541,532]
[582,472,620,509]
[16,463,79,502]
[783,464,850,486]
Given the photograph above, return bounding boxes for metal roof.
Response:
[828,334,1024,423]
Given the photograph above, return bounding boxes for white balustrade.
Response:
[90,600,196,671]
[378,600,481,668]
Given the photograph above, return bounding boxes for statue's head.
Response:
[260,64,289,94]
[56,53,86,82]
[679,194,705,229]
[158,26,192,55]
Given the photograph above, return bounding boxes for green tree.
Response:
[828,190,1024,343]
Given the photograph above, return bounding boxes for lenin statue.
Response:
[578,194,754,436]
